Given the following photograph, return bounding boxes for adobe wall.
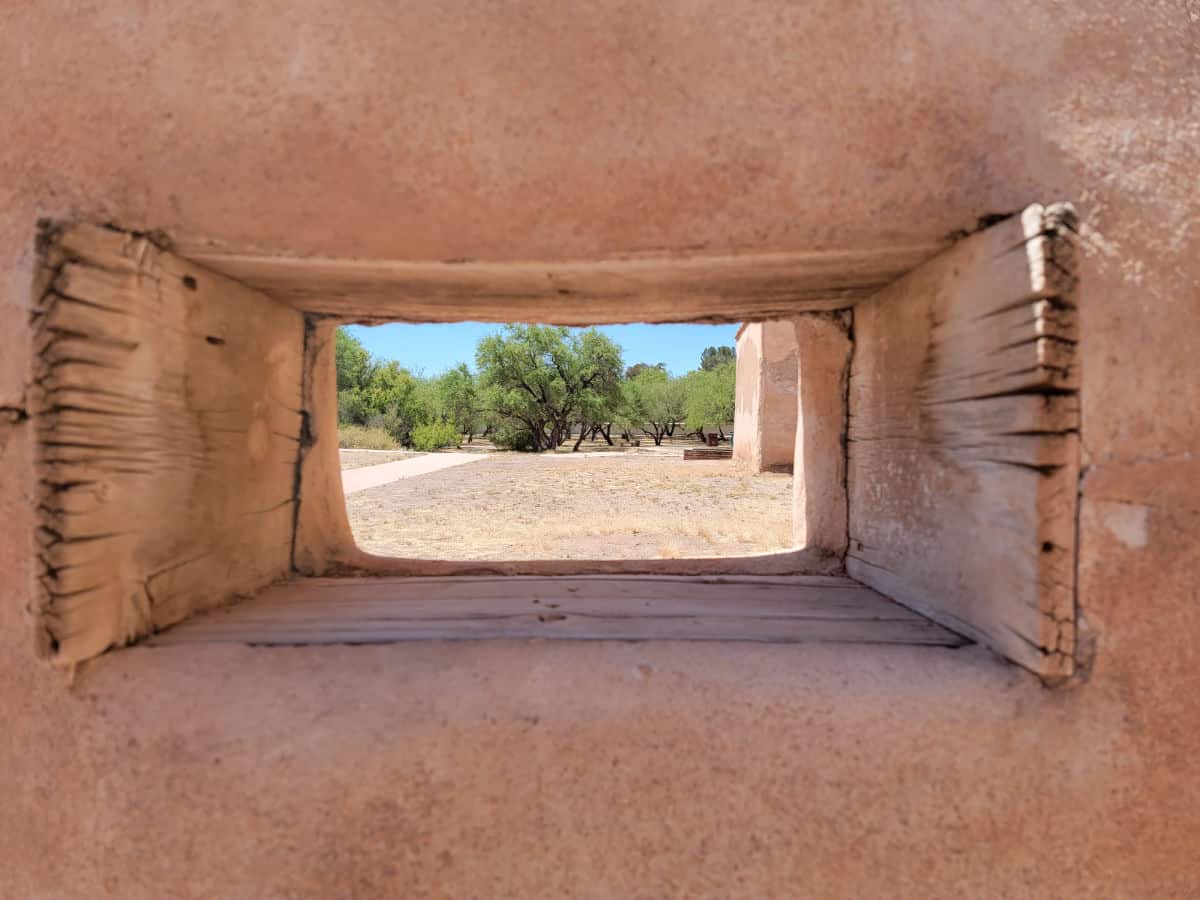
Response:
[791,314,851,560]
[2,2,1197,896]
[732,323,763,463]
[733,321,798,471]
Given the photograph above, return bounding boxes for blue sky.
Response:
[344,322,739,377]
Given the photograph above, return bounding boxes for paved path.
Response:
[340,452,486,494]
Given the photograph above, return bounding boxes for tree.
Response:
[435,364,481,441]
[357,360,426,445]
[625,362,665,380]
[622,367,686,446]
[683,360,735,438]
[476,325,624,451]
[335,328,373,391]
[700,345,735,371]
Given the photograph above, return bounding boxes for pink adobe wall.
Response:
[759,321,798,470]
[1,2,1198,896]
[733,323,763,464]
[734,321,798,471]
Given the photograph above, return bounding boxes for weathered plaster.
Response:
[2,1,1198,895]
[792,312,851,559]
[733,322,764,465]
[733,320,798,472]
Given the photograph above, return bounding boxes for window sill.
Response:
[147,574,967,648]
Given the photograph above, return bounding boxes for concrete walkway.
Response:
[340,452,485,494]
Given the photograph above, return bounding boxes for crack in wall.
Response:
[289,315,318,573]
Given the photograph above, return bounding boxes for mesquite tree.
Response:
[435,363,482,441]
[476,325,624,451]
[622,367,686,446]
[683,360,736,439]
[700,345,735,371]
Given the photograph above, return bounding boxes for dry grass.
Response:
[344,452,794,560]
[339,425,401,450]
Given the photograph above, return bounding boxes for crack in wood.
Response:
[31,223,305,664]
[847,202,1081,682]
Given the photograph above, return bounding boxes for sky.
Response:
[344,322,739,377]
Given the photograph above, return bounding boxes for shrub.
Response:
[338,425,399,450]
[490,420,541,452]
[411,419,462,451]
[366,407,413,446]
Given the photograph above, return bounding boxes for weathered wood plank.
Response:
[846,203,1080,681]
[148,575,967,647]
[182,244,945,325]
[31,223,307,664]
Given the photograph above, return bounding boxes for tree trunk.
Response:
[642,424,666,446]
[600,424,614,446]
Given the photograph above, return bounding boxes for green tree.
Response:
[436,364,481,441]
[476,325,624,451]
[683,360,735,438]
[358,361,426,445]
[700,345,735,371]
[335,328,373,391]
[622,367,686,446]
[624,362,665,380]
[337,388,374,426]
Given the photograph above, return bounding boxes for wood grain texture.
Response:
[326,547,845,579]
[182,244,944,325]
[31,224,306,664]
[147,575,968,647]
[845,203,1080,680]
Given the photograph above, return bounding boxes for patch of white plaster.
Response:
[1095,500,1149,549]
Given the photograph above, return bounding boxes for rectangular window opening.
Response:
[334,321,795,565]
[33,210,1081,682]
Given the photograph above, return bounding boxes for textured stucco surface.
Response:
[792,313,851,557]
[2,1,1199,896]
[735,321,799,472]
[759,321,799,470]
[733,323,764,466]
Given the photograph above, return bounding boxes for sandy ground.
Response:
[339,449,425,470]
[344,451,794,559]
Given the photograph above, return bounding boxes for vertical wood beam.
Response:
[845,203,1080,681]
[30,224,305,664]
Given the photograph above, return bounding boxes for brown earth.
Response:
[344,450,793,559]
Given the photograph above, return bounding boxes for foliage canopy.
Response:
[700,345,736,371]
[335,326,736,451]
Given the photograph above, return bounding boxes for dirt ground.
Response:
[344,450,794,559]
[338,449,425,470]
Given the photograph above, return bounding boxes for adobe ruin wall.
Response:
[1,2,1197,895]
